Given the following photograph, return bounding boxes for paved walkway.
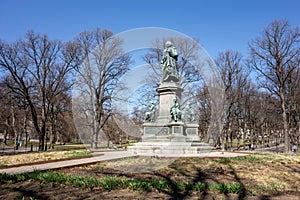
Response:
[0,151,249,175]
[0,151,136,175]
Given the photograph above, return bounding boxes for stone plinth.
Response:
[185,123,200,142]
[142,121,185,142]
[156,82,183,123]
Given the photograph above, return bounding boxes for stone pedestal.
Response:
[127,82,215,156]
[142,121,185,142]
[156,82,183,123]
[186,123,200,142]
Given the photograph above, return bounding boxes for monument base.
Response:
[127,142,215,156]
[128,122,215,156]
[133,71,216,156]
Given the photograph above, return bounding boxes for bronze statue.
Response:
[161,41,179,83]
[170,98,182,122]
[144,102,156,122]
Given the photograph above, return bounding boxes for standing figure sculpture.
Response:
[161,41,179,83]
[170,98,182,122]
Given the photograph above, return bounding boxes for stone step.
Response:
[191,142,211,146]
[127,147,214,155]
[131,142,213,146]
[142,135,201,143]
[128,146,214,151]
[127,142,215,155]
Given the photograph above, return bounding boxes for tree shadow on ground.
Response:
[57,156,300,199]
[154,162,233,200]
[228,163,247,200]
[1,184,51,200]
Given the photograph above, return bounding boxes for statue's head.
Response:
[165,41,173,48]
[173,98,177,103]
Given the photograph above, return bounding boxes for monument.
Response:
[128,41,214,156]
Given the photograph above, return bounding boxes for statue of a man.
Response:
[170,98,182,122]
[161,41,179,83]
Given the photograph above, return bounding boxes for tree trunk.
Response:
[28,100,43,151]
[23,110,28,148]
[39,109,47,151]
[39,123,46,151]
[261,125,264,148]
[89,88,98,149]
[11,105,17,150]
[40,97,48,151]
[48,123,53,150]
[280,92,289,153]
[48,105,56,150]
[250,130,253,150]
[298,121,300,147]
[243,123,247,150]
[221,129,225,152]
[49,119,56,149]
[229,131,233,151]
[4,118,9,145]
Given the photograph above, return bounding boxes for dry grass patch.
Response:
[0,150,91,167]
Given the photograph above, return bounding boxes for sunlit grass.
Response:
[0,170,246,194]
[0,150,91,167]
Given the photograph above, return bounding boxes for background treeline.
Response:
[0,19,299,152]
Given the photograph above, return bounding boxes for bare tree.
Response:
[195,84,211,141]
[215,50,249,150]
[72,28,130,149]
[0,81,32,148]
[48,92,73,149]
[0,83,11,145]
[248,19,300,152]
[0,30,78,150]
[286,67,300,147]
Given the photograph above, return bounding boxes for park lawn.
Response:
[0,153,299,199]
[0,149,91,167]
[59,153,300,196]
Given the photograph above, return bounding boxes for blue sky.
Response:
[1,0,299,58]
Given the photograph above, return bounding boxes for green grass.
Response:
[53,144,86,151]
[208,182,245,194]
[15,196,37,200]
[0,171,245,195]
[3,140,15,146]
[2,140,86,150]
[27,141,39,148]
[0,162,6,167]
[66,150,91,158]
